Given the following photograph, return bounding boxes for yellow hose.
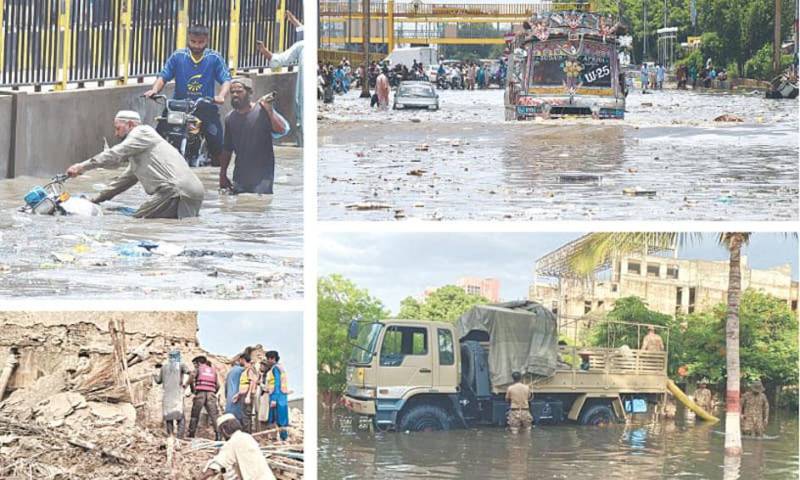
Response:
[666,379,720,423]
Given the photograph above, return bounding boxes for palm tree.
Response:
[563,232,751,456]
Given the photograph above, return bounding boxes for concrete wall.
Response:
[0,311,198,341]
[0,70,297,178]
[0,95,12,178]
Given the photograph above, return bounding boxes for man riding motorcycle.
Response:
[143,24,231,167]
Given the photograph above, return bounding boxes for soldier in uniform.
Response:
[505,371,533,434]
[741,379,769,437]
[693,378,713,414]
[641,325,665,352]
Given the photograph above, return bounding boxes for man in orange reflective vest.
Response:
[188,355,221,439]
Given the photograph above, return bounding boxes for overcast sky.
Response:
[198,312,304,399]
[319,233,798,313]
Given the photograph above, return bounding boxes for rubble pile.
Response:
[0,313,304,479]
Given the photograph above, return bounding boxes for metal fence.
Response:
[0,0,301,89]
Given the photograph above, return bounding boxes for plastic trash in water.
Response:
[115,243,152,257]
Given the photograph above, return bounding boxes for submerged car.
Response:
[393,81,439,110]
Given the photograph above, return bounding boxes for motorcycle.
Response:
[21,174,102,216]
[450,75,464,90]
[436,75,450,90]
[148,94,213,167]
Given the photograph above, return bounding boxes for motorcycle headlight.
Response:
[167,112,185,125]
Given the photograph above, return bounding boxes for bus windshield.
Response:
[529,39,614,89]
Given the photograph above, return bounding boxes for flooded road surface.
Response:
[318,88,798,221]
[0,147,303,299]
[319,410,798,479]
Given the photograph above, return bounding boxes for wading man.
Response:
[144,24,231,167]
[741,379,770,437]
[694,379,713,415]
[66,111,205,219]
[219,78,290,194]
[505,371,532,434]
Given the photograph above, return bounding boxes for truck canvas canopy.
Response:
[456,301,558,387]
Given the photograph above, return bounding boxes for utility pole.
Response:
[774,0,782,74]
[361,0,372,98]
[643,0,648,61]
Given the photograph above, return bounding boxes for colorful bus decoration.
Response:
[504,10,628,120]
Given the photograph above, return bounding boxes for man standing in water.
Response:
[741,379,770,437]
[66,111,205,219]
[219,78,289,194]
[505,371,532,434]
[693,378,713,415]
[376,68,390,110]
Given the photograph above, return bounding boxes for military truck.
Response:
[343,301,668,432]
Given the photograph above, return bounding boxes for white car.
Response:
[393,81,440,111]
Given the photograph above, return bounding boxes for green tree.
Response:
[397,296,422,319]
[588,296,672,346]
[317,275,388,408]
[401,285,489,323]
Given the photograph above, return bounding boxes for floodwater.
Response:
[319,409,799,479]
[318,88,798,221]
[0,148,303,299]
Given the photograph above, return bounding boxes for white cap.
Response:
[216,413,237,428]
[115,110,141,122]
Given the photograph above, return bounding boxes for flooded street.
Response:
[319,410,799,479]
[318,88,798,221]
[0,148,303,299]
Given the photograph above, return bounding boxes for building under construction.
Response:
[530,236,799,339]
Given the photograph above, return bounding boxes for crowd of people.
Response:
[154,347,293,479]
[64,14,304,219]
[638,57,730,93]
[317,57,507,106]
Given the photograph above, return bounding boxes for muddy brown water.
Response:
[319,410,798,479]
[318,88,798,221]
[0,148,303,299]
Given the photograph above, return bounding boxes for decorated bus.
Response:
[505,10,629,120]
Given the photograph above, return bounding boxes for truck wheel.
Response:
[579,404,617,426]
[398,404,451,432]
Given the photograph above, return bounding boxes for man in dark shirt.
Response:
[220,78,289,194]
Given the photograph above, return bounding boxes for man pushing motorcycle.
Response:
[143,23,231,167]
[65,110,205,219]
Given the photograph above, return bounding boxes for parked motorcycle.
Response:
[148,94,212,167]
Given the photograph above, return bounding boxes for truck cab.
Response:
[344,319,463,431]
[344,302,670,433]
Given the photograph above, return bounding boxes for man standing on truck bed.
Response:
[641,325,665,351]
[505,372,533,433]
